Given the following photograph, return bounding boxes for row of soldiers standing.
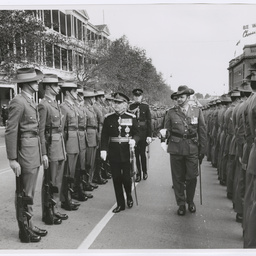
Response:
[204,82,256,248]
[5,68,113,243]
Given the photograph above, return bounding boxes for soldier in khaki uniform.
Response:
[38,74,68,224]
[83,91,99,190]
[60,81,80,211]
[5,67,47,242]
[160,85,207,216]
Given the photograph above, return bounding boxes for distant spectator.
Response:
[1,104,8,126]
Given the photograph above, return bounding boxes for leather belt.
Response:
[171,131,197,139]
[46,127,62,134]
[65,126,78,131]
[20,131,38,138]
[78,126,86,131]
[87,126,97,130]
[110,137,130,143]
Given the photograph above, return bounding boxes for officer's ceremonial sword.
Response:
[199,160,203,205]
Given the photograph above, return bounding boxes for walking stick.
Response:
[199,161,202,205]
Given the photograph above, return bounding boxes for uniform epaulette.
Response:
[125,112,136,118]
[141,101,149,105]
[104,112,115,118]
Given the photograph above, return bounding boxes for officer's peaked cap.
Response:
[132,88,143,96]
[113,92,130,103]
[12,67,43,84]
[171,85,194,98]
[42,73,63,84]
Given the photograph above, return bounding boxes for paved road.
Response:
[0,127,247,255]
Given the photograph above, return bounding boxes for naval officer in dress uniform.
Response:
[160,85,207,216]
[100,92,140,213]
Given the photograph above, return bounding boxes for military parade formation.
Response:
[6,66,256,249]
[203,82,256,248]
[4,67,162,244]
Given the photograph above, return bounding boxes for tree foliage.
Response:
[0,10,62,79]
[97,36,172,105]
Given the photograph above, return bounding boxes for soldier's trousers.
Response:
[109,161,132,207]
[135,139,147,176]
[170,154,198,206]
[226,154,236,196]
[86,146,97,184]
[60,153,78,202]
[15,167,40,229]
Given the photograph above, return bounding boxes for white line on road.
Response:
[78,181,139,249]
[0,167,11,174]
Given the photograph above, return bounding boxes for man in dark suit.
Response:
[128,89,152,182]
[5,67,47,242]
[160,85,207,216]
[100,92,140,213]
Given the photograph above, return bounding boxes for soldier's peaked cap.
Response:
[132,88,143,96]
[113,92,130,103]
[83,90,97,97]
[12,67,43,84]
[95,90,105,96]
[172,85,194,97]
[60,81,77,88]
[42,73,63,84]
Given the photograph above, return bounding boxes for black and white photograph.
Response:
[0,0,256,255]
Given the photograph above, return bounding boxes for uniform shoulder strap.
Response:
[125,111,136,118]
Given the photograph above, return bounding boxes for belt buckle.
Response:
[183,134,187,139]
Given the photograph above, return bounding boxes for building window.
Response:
[251,47,256,53]
[44,10,51,28]
[52,10,59,32]
[54,45,60,69]
[67,14,72,37]
[60,12,66,36]
[61,48,67,70]
[77,19,82,40]
[87,29,91,41]
[74,17,77,38]
[83,25,87,42]
[68,49,73,71]
[45,43,53,67]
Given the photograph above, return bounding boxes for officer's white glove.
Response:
[146,137,152,144]
[161,142,168,152]
[159,129,167,137]
[100,150,107,161]
[129,139,136,148]
[42,155,49,169]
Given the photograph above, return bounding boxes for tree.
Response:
[204,93,211,99]
[0,10,62,79]
[194,92,204,99]
[97,36,172,105]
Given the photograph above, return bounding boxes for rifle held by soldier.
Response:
[16,176,33,242]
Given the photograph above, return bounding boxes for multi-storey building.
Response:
[228,43,256,91]
[0,9,110,124]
